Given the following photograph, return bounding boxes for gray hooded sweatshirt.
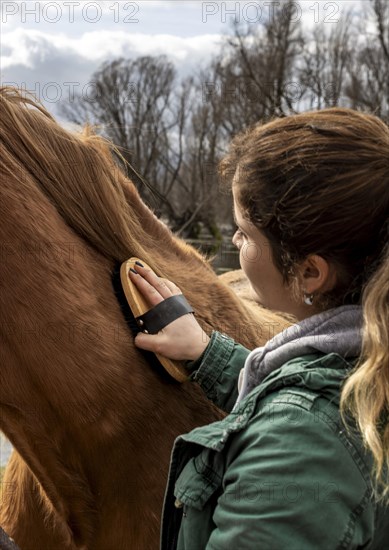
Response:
[235,304,363,406]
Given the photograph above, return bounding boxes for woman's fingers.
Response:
[134,315,210,361]
[162,278,181,295]
[128,263,181,305]
[129,269,163,306]
[134,264,175,297]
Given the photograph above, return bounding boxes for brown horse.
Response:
[0,87,289,549]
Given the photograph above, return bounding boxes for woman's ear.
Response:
[299,255,337,295]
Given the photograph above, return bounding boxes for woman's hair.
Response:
[342,243,389,499]
[220,108,389,307]
[220,107,389,498]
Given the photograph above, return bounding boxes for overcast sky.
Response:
[1,0,364,114]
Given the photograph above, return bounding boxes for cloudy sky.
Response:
[1,0,364,114]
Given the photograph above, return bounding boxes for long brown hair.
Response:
[221,109,389,308]
[220,108,389,496]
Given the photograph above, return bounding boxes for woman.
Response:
[129,109,389,548]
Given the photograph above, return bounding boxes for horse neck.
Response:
[0,164,288,547]
[120,179,203,268]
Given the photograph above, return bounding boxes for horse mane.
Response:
[1,87,177,264]
[0,86,289,548]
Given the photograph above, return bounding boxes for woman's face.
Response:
[232,190,306,319]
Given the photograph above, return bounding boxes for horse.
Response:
[0,86,290,549]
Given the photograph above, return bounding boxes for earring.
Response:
[303,292,314,306]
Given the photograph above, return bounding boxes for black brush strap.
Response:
[136,294,193,334]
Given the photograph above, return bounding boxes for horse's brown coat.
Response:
[0,92,289,549]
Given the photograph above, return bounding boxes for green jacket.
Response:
[160,332,389,549]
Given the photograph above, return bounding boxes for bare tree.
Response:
[373,0,389,63]
[61,56,192,226]
[345,0,389,121]
[300,14,353,109]
[223,0,304,121]
[177,67,227,237]
[60,57,227,235]
[61,55,173,189]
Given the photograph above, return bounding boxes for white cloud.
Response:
[1,26,222,69]
[1,27,222,111]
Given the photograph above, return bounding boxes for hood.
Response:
[235,305,363,406]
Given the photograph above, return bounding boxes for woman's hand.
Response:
[129,263,210,361]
